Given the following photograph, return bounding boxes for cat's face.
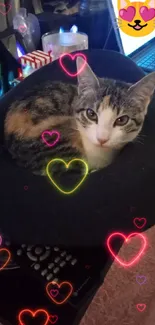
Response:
[75,57,155,150]
[117,0,155,37]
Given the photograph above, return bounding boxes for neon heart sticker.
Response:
[0,3,11,15]
[46,281,73,305]
[133,217,147,229]
[0,248,11,271]
[18,309,49,325]
[136,275,147,285]
[49,314,58,324]
[41,130,60,147]
[50,289,59,298]
[46,158,89,195]
[107,232,147,267]
[136,304,146,312]
[18,25,27,33]
[59,52,87,77]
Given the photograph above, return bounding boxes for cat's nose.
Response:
[134,19,141,24]
[97,138,109,145]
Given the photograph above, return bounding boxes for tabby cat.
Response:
[4,57,155,175]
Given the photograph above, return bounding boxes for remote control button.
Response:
[27,252,37,261]
[53,278,58,283]
[54,257,60,263]
[21,244,26,248]
[66,255,72,261]
[60,261,66,268]
[60,251,66,257]
[71,259,77,265]
[39,250,50,261]
[17,249,22,256]
[27,245,34,252]
[53,267,60,274]
[34,263,40,270]
[46,273,53,281]
[54,247,59,252]
[41,269,48,276]
[48,263,54,270]
[35,247,43,255]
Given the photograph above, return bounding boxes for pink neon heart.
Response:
[18,25,27,33]
[0,3,11,15]
[133,217,147,229]
[41,131,60,147]
[140,6,155,21]
[107,232,147,267]
[136,303,146,312]
[119,6,136,22]
[49,314,58,324]
[59,53,87,77]
[50,289,59,298]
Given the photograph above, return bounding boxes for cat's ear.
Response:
[145,0,155,8]
[128,72,155,113]
[76,57,99,95]
[118,0,131,9]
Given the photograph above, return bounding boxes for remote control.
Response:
[3,240,106,309]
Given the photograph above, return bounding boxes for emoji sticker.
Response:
[117,0,155,37]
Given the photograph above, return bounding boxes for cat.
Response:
[4,57,155,176]
[117,0,155,37]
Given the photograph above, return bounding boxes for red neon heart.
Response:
[49,314,58,324]
[107,232,147,267]
[133,217,147,229]
[18,309,49,325]
[136,303,146,312]
[0,248,11,271]
[0,3,11,15]
[59,53,87,77]
[46,281,73,305]
[119,6,136,22]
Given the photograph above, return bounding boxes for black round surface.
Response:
[0,49,154,247]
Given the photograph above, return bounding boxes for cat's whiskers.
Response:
[113,23,124,30]
[134,135,145,145]
[116,22,125,28]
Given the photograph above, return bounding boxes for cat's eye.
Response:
[114,115,129,126]
[86,108,97,122]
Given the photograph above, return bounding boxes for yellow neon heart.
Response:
[46,158,89,195]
